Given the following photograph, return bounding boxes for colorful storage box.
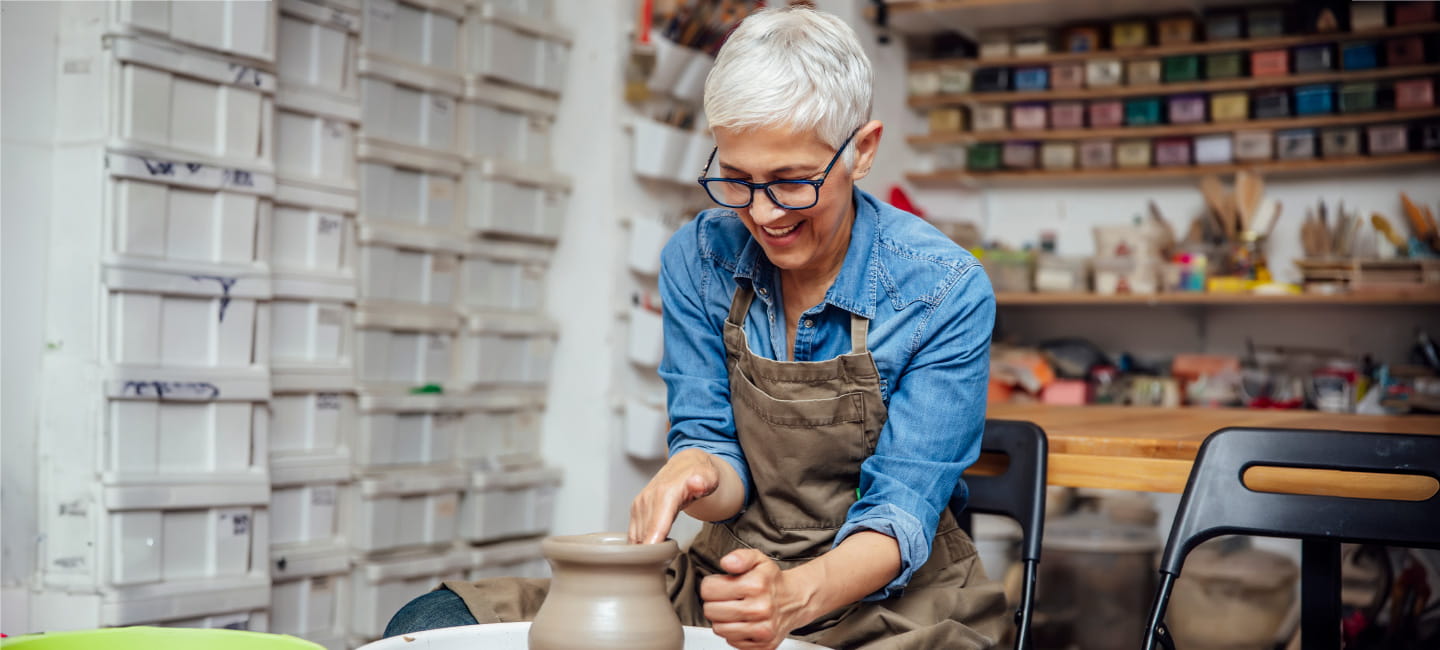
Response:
[1086,59,1124,87]
[1367,124,1410,154]
[1205,52,1245,80]
[1276,128,1316,160]
[1205,13,1243,41]
[1012,103,1048,130]
[972,105,1008,131]
[908,70,941,97]
[1154,137,1192,166]
[1050,101,1086,129]
[978,31,1012,59]
[1168,95,1207,124]
[1293,44,1334,74]
[1112,20,1150,49]
[1294,84,1334,115]
[1341,41,1378,71]
[1421,123,1440,151]
[1062,26,1102,53]
[1127,59,1162,86]
[1157,16,1197,45]
[1080,140,1114,168]
[1041,142,1077,170]
[1002,142,1039,169]
[1013,28,1051,57]
[1339,82,1378,113]
[1194,134,1233,164]
[1320,127,1361,158]
[968,143,1002,170]
[1386,37,1426,67]
[1116,139,1153,167]
[1253,88,1291,119]
[1395,3,1436,24]
[928,108,964,133]
[1051,62,1086,90]
[1089,100,1124,127]
[1350,4,1387,31]
[1125,97,1163,125]
[1246,8,1286,38]
[1251,49,1289,77]
[1235,130,1274,161]
[973,67,1011,92]
[1211,92,1249,122]
[1162,55,1200,83]
[1395,78,1435,110]
[938,67,972,94]
[1014,67,1050,91]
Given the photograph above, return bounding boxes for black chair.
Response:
[1142,427,1440,650]
[952,419,1048,650]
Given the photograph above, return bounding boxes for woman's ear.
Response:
[850,120,884,181]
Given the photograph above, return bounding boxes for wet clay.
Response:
[529,533,684,650]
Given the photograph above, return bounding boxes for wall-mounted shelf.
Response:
[906,23,1440,67]
[872,0,1265,35]
[910,108,1440,145]
[908,151,1440,186]
[994,288,1440,306]
[910,63,1440,108]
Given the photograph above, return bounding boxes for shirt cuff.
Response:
[833,504,928,602]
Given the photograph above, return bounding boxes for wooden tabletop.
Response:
[982,404,1440,494]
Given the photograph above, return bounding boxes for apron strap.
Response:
[849,312,869,354]
[727,284,756,328]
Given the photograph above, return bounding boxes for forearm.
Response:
[787,531,901,622]
[676,448,746,522]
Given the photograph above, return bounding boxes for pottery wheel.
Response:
[354,622,833,649]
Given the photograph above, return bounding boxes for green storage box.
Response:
[1205,52,1244,80]
[968,143,1002,171]
[1338,82,1378,113]
[1162,55,1201,83]
[1125,97,1164,125]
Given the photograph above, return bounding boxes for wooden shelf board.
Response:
[910,64,1440,108]
[906,151,1440,185]
[907,23,1440,69]
[993,289,1440,306]
[909,108,1440,145]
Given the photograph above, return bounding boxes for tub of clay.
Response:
[355,622,831,649]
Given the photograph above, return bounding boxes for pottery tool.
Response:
[1200,175,1235,239]
[1251,198,1280,239]
[1234,169,1263,236]
[1371,213,1406,248]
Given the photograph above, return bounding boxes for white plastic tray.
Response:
[356,622,831,649]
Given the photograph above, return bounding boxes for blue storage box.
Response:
[1013,66,1049,91]
[1293,84,1333,116]
[1341,41,1378,71]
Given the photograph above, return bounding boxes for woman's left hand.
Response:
[700,549,814,650]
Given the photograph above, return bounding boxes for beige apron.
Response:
[446,286,1006,649]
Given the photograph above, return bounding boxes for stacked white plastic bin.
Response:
[269,1,366,646]
[347,0,472,644]
[35,0,278,632]
[450,0,570,607]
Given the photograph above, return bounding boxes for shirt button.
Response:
[804,319,814,328]
[758,287,768,295]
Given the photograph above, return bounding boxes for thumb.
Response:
[720,549,767,575]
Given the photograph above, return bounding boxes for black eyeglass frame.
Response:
[695,127,861,211]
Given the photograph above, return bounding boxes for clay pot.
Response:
[529,533,684,650]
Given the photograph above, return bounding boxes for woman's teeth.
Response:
[763,223,799,236]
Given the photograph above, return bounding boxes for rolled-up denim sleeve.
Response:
[834,263,995,601]
[658,219,752,511]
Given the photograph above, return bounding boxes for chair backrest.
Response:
[953,419,1049,563]
[1159,427,1440,577]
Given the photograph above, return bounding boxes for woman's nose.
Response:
[749,188,787,224]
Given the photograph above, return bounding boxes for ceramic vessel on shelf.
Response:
[529,532,684,650]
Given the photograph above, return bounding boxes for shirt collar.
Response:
[732,187,880,319]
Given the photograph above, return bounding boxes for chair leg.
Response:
[1014,560,1037,650]
[1143,572,1177,650]
[1301,539,1341,650]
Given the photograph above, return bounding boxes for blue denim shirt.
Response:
[659,188,995,601]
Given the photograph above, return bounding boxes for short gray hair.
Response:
[703,7,873,165]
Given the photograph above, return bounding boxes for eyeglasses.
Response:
[696,128,860,211]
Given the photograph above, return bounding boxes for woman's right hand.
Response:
[628,449,725,544]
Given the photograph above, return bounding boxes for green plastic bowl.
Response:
[1,626,325,649]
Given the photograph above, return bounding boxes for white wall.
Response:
[1,0,61,631]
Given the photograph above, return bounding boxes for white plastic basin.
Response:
[357,622,831,649]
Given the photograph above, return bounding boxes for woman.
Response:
[386,7,1003,649]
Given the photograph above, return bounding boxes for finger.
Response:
[721,549,768,575]
[642,490,684,544]
[703,596,770,624]
[712,621,777,650]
